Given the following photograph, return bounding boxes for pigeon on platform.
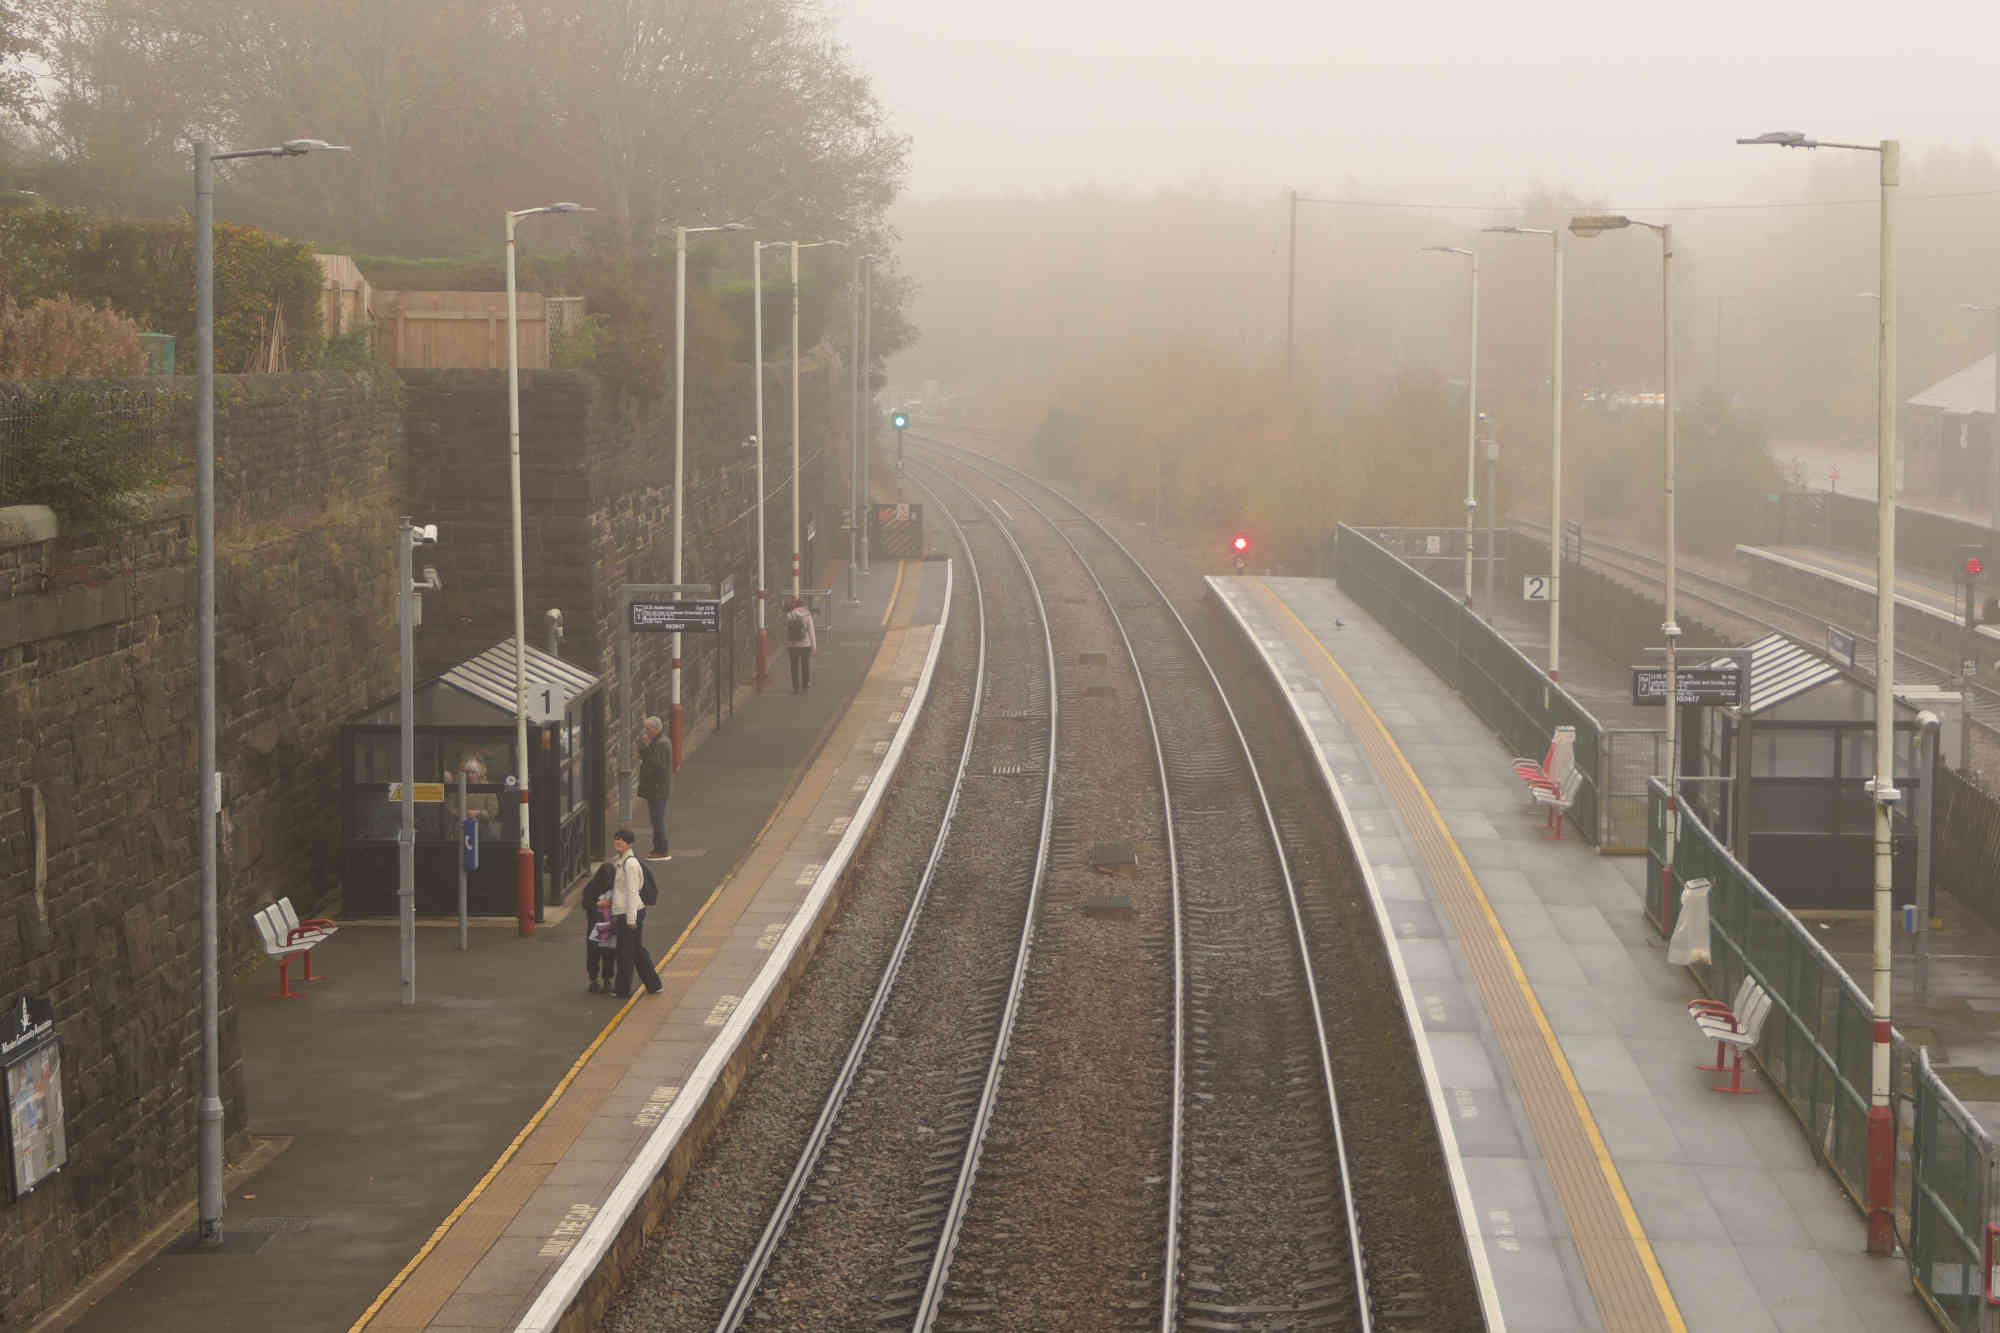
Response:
[1334,618,1346,629]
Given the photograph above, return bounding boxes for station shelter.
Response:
[340,640,604,919]
[1681,633,1925,911]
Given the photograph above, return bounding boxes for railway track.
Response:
[922,439,1376,1330]
[715,469,1059,1330]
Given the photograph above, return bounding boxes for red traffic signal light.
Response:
[1232,535,1249,553]
[1969,557,1985,578]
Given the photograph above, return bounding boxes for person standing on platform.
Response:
[785,597,817,694]
[636,714,671,860]
[611,830,662,998]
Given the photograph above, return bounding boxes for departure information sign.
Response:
[1630,666,1746,708]
[630,599,720,634]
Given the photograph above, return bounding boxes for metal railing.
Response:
[1646,779,1997,1330]
[1336,523,1606,846]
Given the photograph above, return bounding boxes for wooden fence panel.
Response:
[375,290,548,370]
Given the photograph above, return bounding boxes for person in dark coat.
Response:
[582,860,618,993]
[636,714,671,859]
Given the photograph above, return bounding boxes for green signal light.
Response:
[891,412,909,430]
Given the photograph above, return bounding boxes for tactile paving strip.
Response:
[1247,579,1684,1333]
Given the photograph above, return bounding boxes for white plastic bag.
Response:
[1667,877,1712,966]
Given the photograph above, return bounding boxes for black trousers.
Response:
[586,940,615,983]
[788,645,812,691]
[615,911,661,997]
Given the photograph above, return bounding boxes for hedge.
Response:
[0,208,324,372]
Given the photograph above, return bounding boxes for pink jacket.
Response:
[785,604,816,652]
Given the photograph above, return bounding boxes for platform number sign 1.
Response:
[1522,574,1550,602]
[529,681,567,725]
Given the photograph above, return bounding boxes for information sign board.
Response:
[1827,627,1856,669]
[3,996,64,1199]
[1630,665,1746,708]
[629,600,720,634]
[386,782,448,803]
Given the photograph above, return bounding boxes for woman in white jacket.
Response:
[610,830,662,997]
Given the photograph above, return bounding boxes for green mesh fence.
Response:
[1647,779,1995,1327]
[1336,524,1603,845]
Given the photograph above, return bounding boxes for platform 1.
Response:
[47,554,947,1333]
[1211,574,1931,1333]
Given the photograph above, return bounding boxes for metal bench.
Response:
[1532,765,1584,839]
[1693,977,1771,1094]
[252,900,332,999]
[1514,725,1575,794]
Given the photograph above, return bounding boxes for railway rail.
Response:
[920,438,1377,1330]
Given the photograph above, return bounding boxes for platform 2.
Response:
[1211,575,1930,1333]
[47,555,946,1333]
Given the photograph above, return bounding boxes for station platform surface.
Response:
[1211,574,1931,1333]
[48,554,945,1333]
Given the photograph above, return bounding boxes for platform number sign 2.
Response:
[528,681,567,725]
[1522,575,1550,602]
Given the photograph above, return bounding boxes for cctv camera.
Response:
[422,566,442,590]
[412,523,439,545]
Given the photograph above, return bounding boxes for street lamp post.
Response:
[671,221,751,767]
[1484,224,1564,680]
[505,202,592,937]
[1423,245,1479,606]
[193,135,347,1248]
[754,239,846,683]
[1570,213,1679,919]
[847,254,878,604]
[1739,128,1900,1257]
[859,257,875,576]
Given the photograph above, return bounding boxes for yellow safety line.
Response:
[879,560,907,629]
[1265,588,1687,1333]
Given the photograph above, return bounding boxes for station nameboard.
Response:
[1630,665,1746,708]
[630,599,720,634]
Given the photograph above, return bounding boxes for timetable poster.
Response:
[6,1040,65,1198]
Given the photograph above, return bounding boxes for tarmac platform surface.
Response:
[1212,574,1932,1333]
[51,554,942,1333]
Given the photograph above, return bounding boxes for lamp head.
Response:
[1568,214,1631,237]
[280,138,350,155]
[721,222,750,232]
[546,202,592,214]
[1737,130,1809,147]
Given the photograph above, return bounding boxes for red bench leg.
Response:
[1712,1049,1761,1094]
[1697,1038,1730,1072]
[269,957,300,999]
[303,949,326,982]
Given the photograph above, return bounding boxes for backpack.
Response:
[786,610,808,644]
[638,856,659,907]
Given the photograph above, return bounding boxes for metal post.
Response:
[860,257,873,575]
[457,768,469,953]
[398,520,417,1004]
[193,139,224,1249]
[791,243,804,606]
[1867,137,1900,1258]
[753,242,769,691]
[1915,712,1938,1009]
[1285,189,1297,387]
[1484,424,1498,617]
[618,590,633,822]
[1663,223,1682,890]
[504,212,535,937]
[847,254,860,604]
[671,226,688,768]
[1464,254,1479,606]
[1550,227,1564,682]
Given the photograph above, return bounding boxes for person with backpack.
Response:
[610,830,662,998]
[785,597,817,693]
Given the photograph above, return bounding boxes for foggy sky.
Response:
[838,0,2000,202]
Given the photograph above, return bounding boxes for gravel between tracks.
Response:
[929,462,1174,1332]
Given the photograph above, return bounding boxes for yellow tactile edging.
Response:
[1248,580,1686,1333]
